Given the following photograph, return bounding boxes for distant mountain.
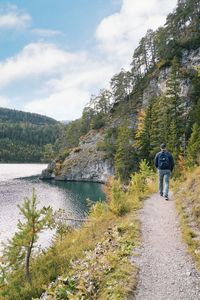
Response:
[0,107,63,163]
[0,107,58,125]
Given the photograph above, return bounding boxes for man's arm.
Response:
[154,153,159,169]
[170,154,174,171]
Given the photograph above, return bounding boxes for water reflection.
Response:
[0,173,105,248]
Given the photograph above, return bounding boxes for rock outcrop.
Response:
[40,130,114,183]
[141,47,200,106]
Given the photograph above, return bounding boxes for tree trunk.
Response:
[25,239,34,281]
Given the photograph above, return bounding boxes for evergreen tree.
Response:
[188,71,200,130]
[110,69,133,105]
[135,97,165,164]
[114,123,136,182]
[3,190,53,281]
[135,107,153,161]
[185,123,200,167]
[165,59,185,158]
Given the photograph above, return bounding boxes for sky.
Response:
[0,0,177,121]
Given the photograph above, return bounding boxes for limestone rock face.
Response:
[40,160,56,180]
[40,130,114,183]
[142,48,200,106]
[182,48,200,68]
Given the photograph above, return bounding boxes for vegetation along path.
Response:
[132,193,200,300]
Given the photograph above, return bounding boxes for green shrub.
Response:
[105,178,130,216]
[129,160,155,198]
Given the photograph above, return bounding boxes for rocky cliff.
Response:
[141,48,200,106]
[40,130,114,183]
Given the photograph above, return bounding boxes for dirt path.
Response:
[131,193,200,300]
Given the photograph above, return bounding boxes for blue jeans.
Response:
[158,169,171,197]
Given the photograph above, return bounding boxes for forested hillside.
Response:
[0,108,63,162]
[46,0,200,182]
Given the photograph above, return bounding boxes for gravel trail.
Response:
[131,193,200,300]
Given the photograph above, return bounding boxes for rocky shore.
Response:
[40,130,114,183]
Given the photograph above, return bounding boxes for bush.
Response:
[105,178,131,216]
[129,160,155,197]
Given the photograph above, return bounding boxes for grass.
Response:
[174,166,200,269]
[0,161,157,300]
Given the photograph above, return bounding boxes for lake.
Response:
[0,164,105,250]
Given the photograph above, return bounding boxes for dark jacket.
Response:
[154,150,174,171]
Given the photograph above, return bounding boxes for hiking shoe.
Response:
[160,193,163,197]
[164,195,168,201]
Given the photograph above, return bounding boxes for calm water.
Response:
[0,164,105,249]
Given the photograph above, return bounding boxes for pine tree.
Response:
[3,189,53,281]
[185,123,200,167]
[135,105,154,162]
[149,96,166,154]
[165,59,185,158]
[188,71,200,132]
[135,96,165,164]
[114,123,136,182]
[135,109,147,151]
[110,69,133,105]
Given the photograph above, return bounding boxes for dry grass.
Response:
[174,167,200,269]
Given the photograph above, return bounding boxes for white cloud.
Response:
[32,28,63,37]
[0,42,79,87]
[0,41,115,119]
[96,0,177,67]
[23,57,115,120]
[1,0,178,120]
[24,90,89,121]
[0,5,31,29]
[0,95,11,107]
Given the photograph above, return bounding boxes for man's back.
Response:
[154,144,174,200]
[154,150,174,172]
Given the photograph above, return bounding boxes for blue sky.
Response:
[0,0,177,120]
[0,0,121,59]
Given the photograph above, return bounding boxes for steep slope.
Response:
[140,48,200,106]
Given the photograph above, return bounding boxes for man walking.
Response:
[154,143,174,200]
